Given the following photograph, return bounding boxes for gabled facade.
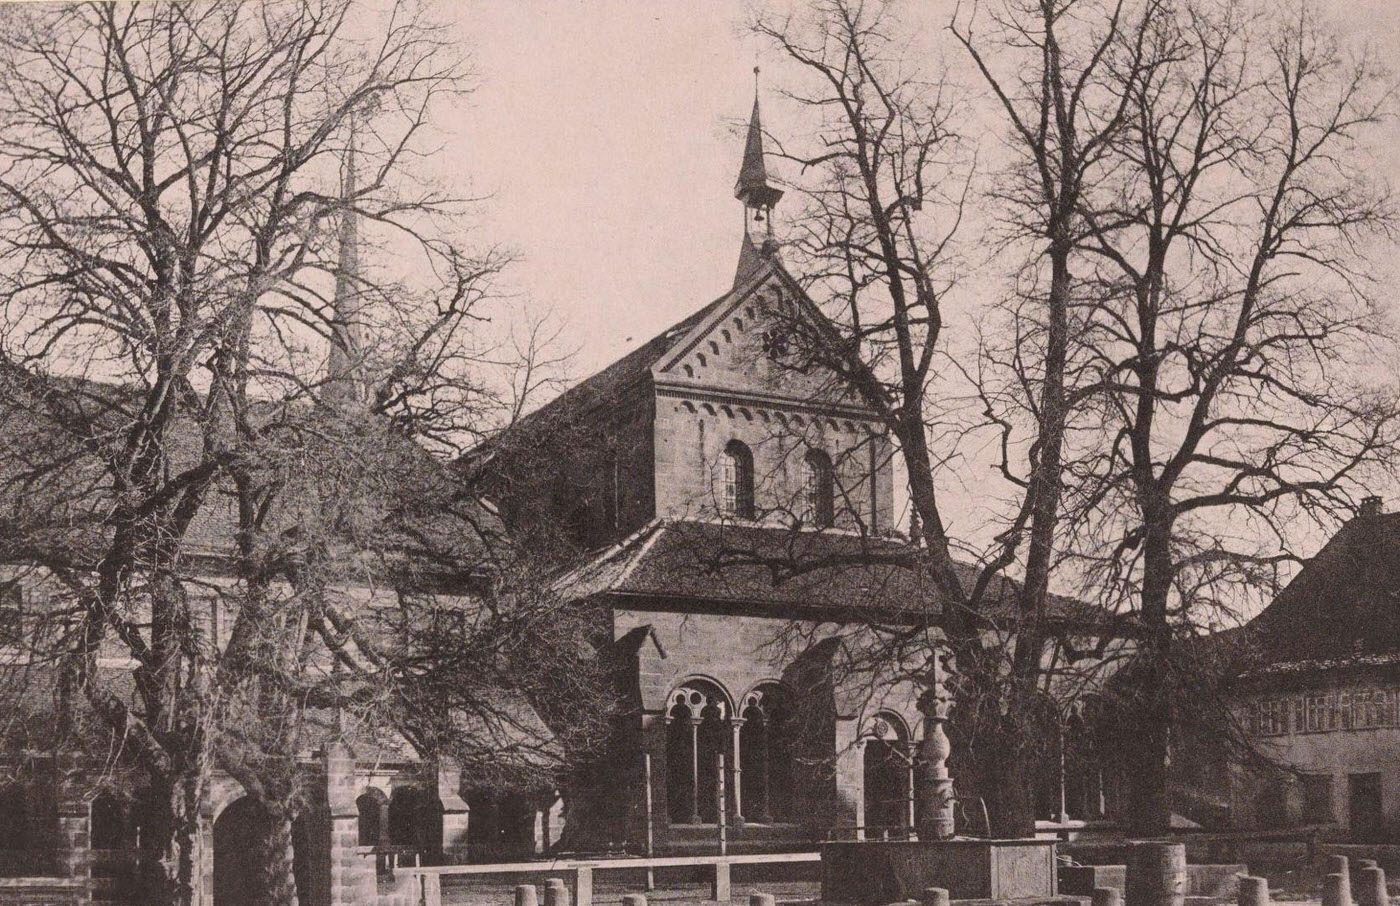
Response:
[1231,500,1400,841]
[476,95,926,857]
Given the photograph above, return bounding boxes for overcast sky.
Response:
[429,0,1400,575]
[445,0,1400,375]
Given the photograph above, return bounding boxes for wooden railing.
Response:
[382,850,821,906]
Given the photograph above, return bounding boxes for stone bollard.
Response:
[517,884,540,906]
[1330,856,1352,879]
[1325,872,1353,906]
[751,894,777,906]
[1092,888,1122,906]
[623,896,648,906]
[1127,841,1187,906]
[922,887,950,906]
[712,862,731,902]
[1356,867,1388,906]
[1239,875,1271,906]
[546,878,571,906]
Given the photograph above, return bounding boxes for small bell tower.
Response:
[734,68,783,285]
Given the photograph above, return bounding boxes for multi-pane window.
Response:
[1257,700,1288,736]
[802,450,834,527]
[1305,695,1327,733]
[1256,689,1397,737]
[720,441,755,519]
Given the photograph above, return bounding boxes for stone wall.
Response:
[612,606,920,848]
[652,392,893,532]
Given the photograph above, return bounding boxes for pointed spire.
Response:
[326,116,366,412]
[734,68,783,285]
[734,71,783,211]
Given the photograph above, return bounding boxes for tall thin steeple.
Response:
[325,117,366,412]
[734,68,783,286]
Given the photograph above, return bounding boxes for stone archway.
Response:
[213,797,315,906]
[664,678,734,825]
[862,712,912,838]
[212,798,259,906]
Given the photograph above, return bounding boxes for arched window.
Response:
[740,684,795,823]
[665,679,733,824]
[862,713,912,836]
[356,789,387,847]
[720,441,755,519]
[803,450,835,527]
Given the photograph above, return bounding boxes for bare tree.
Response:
[1036,0,1399,833]
[0,3,611,904]
[751,0,1121,836]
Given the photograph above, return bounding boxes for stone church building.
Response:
[472,96,932,856]
[0,93,1121,906]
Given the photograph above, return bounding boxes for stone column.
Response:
[689,717,703,824]
[906,753,917,836]
[757,716,773,823]
[730,717,746,825]
[917,649,955,840]
[434,759,470,862]
[53,759,92,905]
[322,745,377,906]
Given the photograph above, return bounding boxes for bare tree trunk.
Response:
[1125,519,1174,836]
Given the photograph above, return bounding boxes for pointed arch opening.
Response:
[357,788,388,848]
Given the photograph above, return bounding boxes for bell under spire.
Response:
[734,83,783,212]
[734,69,783,286]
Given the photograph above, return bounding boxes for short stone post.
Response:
[712,861,731,902]
[1126,841,1187,906]
[576,866,595,906]
[623,895,648,906]
[1329,855,1352,878]
[1325,873,1353,906]
[1356,867,1388,906]
[751,894,776,906]
[922,887,950,906]
[1093,887,1122,906]
[517,883,540,906]
[424,874,444,906]
[1239,875,1271,906]
[546,878,571,906]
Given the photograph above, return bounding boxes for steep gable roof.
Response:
[1244,511,1400,668]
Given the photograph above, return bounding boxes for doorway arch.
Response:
[862,712,912,837]
[213,797,313,906]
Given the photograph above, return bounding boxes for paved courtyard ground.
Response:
[435,880,820,906]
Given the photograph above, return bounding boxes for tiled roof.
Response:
[553,518,1102,625]
[1244,512,1400,666]
[0,372,503,580]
